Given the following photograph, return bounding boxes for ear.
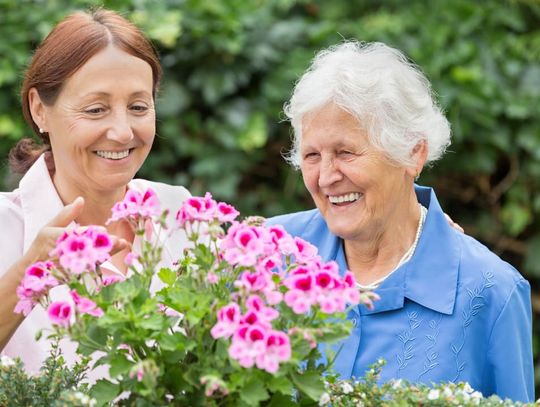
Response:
[406,140,428,179]
[28,88,48,132]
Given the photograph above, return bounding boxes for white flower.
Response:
[471,391,483,405]
[0,355,15,367]
[391,379,403,389]
[462,382,474,393]
[471,390,483,399]
[442,386,453,397]
[341,382,354,394]
[319,392,331,406]
[427,389,440,400]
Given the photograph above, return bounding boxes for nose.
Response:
[318,155,342,188]
[106,111,134,144]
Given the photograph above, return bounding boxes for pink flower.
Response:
[228,325,268,368]
[47,301,73,327]
[22,261,58,292]
[102,274,125,286]
[124,252,139,266]
[14,297,34,316]
[108,188,161,223]
[211,303,241,339]
[216,202,239,223]
[283,289,314,314]
[14,261,58,316]
[70,290,103,317]
[246,295,279,324]
[176,193,217,225]
[256,330,291,373]
[158,303,182,317]
[220,224,267,267]
[236,271,270,292]
[207,272,219,284]
[89,230,113,263]
[51,227,113,275]
[293,237,318,264]
[268,225,297,255]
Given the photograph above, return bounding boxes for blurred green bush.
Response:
[1,0,539,393]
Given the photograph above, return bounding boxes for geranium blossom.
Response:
[108,188,160,224]
[47,301,73,328]
[14,261,58,316]
[50,226,113,275]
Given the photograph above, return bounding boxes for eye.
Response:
[130,104,150,113]
[84,106,106,115]
[303,152,320,160]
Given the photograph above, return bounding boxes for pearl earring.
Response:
[39,128,44,134]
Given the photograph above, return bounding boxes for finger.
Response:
[111,237,131,255]
[46,197,85,228]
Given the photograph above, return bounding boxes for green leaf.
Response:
[90,379,120,407]
[267,375,293,395]
[137,314,164,330]
[158,267,177,286]
[108,354,132,378]
[290,370,325,401]
[240,376,270,406]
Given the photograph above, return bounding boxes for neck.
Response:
[52,173,127,227]
[344,190,421,285]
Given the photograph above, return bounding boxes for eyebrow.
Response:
[80,91,152,99]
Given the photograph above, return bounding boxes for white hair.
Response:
[283,41,451,168]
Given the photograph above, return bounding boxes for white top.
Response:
[0,154,191,373]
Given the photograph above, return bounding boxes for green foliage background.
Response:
[1,0,539,395]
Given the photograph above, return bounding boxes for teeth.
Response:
[95,150,130,160]
[329,193,361,204]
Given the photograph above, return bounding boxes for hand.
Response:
[444,213,464,233]
[23,197,129,266]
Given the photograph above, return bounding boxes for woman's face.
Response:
[35,45,155,196]
[300,103,414,242]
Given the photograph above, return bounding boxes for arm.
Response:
[0,197,85,349]
[484,278,534,402]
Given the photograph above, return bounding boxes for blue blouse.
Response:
[268,186,534,402]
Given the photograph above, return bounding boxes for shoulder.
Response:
[456,231,528,308]
[266,208,324,238]
[0,189,23,223]
[0,190,25,272]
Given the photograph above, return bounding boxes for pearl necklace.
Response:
[356,204,427,290]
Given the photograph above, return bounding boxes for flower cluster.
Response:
[108,188,160,224]
[50,227,113,274]
[12,188,379,405]
[177,195,378,375]
[14,224,117,326]
[14,261,58,315]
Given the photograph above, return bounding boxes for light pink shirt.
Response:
[0,154,190,373]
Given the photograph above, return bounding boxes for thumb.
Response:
[47,197,85,228]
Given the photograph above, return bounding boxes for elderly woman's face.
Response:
[300,103,412,242]
[38,45,155,194]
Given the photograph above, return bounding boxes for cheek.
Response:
[140,117,156,144]
[301,166,318,192]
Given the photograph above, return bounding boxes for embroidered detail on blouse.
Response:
[451,271,494,382]
[418,313,442,380]
[396,310,422,373]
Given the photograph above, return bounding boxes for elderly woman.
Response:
[269,41,533,401]
[0,9,189,372]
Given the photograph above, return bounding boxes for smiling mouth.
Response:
[328,192,362,205]
[94,149,133,160]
